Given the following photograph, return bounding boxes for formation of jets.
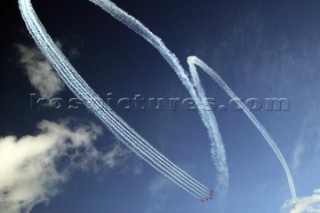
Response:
[200,190,214,202]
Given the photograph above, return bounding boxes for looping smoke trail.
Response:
[18,0,211,201]
[86,0,229,197]
[187,56,296,200]
[18,0,296,202]
[87,0,296,199]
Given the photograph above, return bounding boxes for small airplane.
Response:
[200,189,214,203]
[200,197,209,202]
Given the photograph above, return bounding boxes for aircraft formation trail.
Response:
[187,56,297,200]
[18,0,296,202]
[18,0,211,200]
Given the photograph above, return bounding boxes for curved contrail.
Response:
[18,0,211,201]
[18,0,296,202]
[86,0,229,196]
[86,0,296,199]
[187,56,297,200]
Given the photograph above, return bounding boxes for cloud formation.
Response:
[292,143,305,171]
[16,43,65,99]
[291,108,320,172]
[144,176,173,213]
[282,189,320,213]
[0,119,138,213]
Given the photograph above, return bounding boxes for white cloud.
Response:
[16,43,65,99]
[0,119,140,213]
[282,189,320,213]
[101,143,130,168]
[144,176,173,213]
[292,143,305,171]
[291,108,320,172]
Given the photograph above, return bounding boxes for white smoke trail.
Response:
[187,56,297,200]
[87,0,296,200]
[87,0,229,195]
[18,0,296,202]
[18,0,210,200]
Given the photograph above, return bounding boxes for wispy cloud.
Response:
[282,189,320,213]
[292,143,305,171]
[100,141,143,175]
[291,107,320,172]
[144,176,173,213]
[68,47,80,58]
[16,43,65,99]
[0,119,139,213]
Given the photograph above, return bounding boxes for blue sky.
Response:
[1,0,320,212]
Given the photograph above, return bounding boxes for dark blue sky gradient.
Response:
[1,0,320,212]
